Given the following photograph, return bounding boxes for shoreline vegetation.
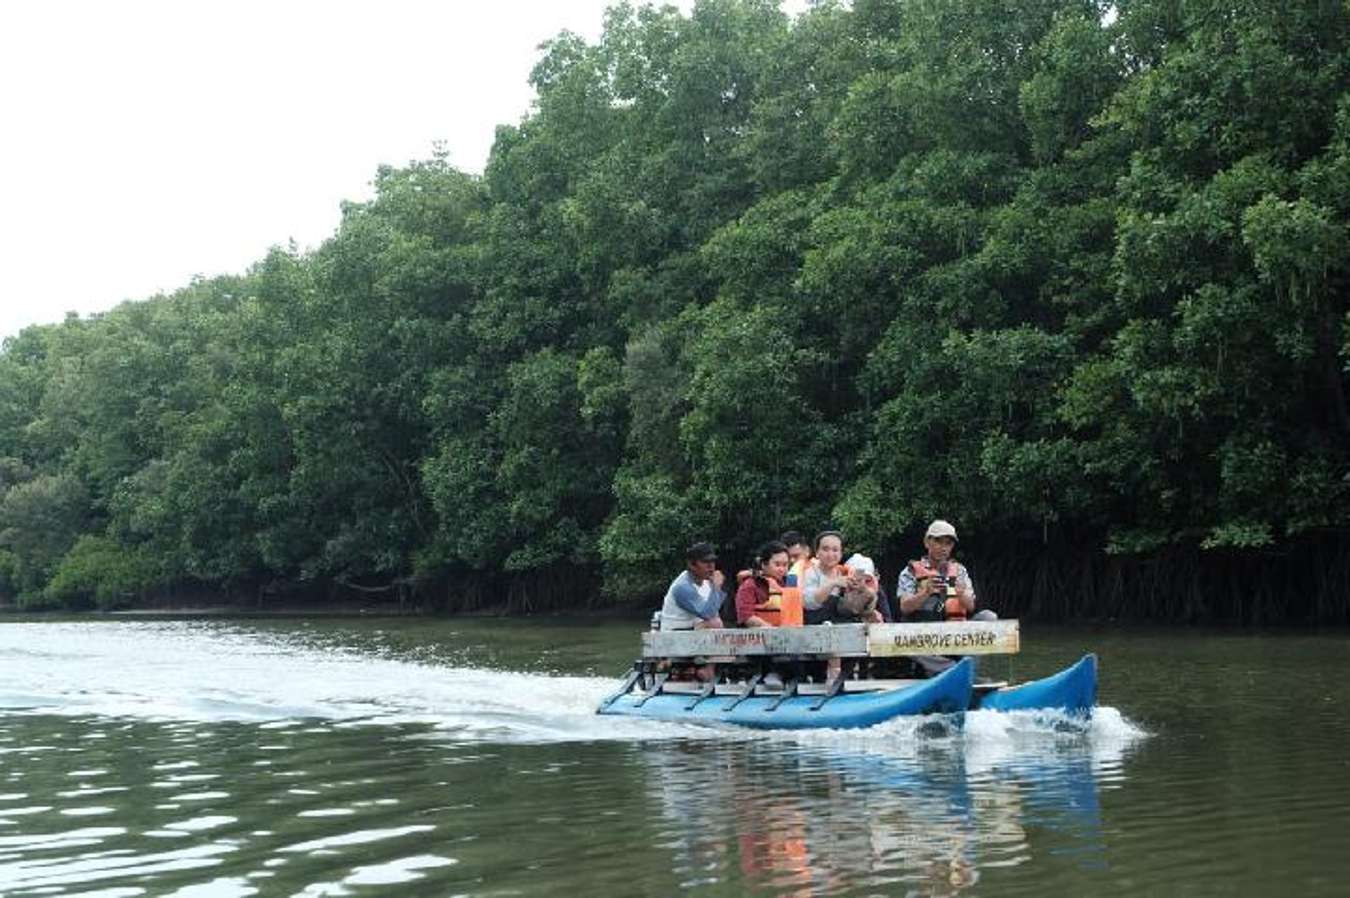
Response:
[2,0,1348,624]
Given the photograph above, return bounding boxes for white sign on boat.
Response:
[642,624,869,658]
[865,620,1020,656]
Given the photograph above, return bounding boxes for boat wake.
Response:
[0,621,1146,757]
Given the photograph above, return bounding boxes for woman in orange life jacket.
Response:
[734,530,810,587]
[735,540,791,628]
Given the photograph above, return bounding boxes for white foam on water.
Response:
[0,621,717,743]
[963,705,1148,752]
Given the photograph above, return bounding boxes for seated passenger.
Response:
[780,530,811,587]
[658,542,727,631]
[735,530,811,587]
[896,520,995,677]
[895,520,996,622]
[802,532,885,624]
[801,531,848,625]
[843,553,890,622]
[735,540,795,628]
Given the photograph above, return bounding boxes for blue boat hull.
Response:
[599,657,975,730]
[973,653,1097,715]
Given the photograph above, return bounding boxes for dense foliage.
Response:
[3,0,1348,622]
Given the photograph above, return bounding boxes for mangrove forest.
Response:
[1,0,1348,623]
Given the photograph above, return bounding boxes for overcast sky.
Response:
[2,0,801,342]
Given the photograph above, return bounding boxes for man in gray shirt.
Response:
[658,542,727,631]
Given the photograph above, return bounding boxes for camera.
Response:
[924,574,955,595]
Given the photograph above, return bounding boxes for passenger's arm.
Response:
[896,568,926,616]
[671,578,724,620]
[955,565,977,614]
[802,567,843,610]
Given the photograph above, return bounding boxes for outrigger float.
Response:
[597,620,1096,730]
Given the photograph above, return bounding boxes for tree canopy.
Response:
[2,0,1347,622]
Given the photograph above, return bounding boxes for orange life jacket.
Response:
[753,577,804,627]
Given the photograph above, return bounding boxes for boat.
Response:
[599,656,974,730]
[973,652,1097,715]
[596,620,1097,729]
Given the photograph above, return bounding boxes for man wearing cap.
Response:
[658,542,727,632]
[896,520,989,621]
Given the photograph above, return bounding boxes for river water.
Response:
[0,616,1345,896]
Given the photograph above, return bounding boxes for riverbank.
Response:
[0,598,648,619]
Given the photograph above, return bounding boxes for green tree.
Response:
[0,473,90,603]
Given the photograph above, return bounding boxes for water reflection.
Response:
[643,715,1133,896]
[0,715,462,896]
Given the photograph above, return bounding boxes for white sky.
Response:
[1,0,803,342]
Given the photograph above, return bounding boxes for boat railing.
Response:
[641,619,1020,660]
